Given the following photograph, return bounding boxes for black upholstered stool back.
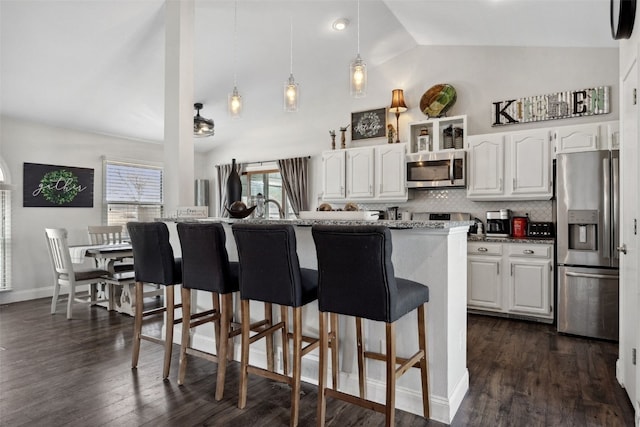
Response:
[127,221,181,286]
[232,223,317,307]
[177,222,239,294]
[312,225,428,323]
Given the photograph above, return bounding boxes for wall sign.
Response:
[351,108,387,140]
[23,163,94,207]
[492,86,610,127]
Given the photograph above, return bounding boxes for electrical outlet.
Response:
[633,348,636,366]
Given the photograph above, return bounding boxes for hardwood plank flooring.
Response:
[0,298,634,426]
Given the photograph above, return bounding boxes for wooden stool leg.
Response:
[317,311,328,427]
[281,305,290,375]
[177,287,191,385]
[238,299,250,409]
[356,317,366,399]
[265,302,275,372]
[330,313,339,390]
[385,322,396,427]
[163,284,175,380]
[418,304,430,419]
[291,307,302,427]
[216,293,232,401]
[131,281,144,369]
[212,292,221,355]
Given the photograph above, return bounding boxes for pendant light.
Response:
[284,17,299,112]
[228,1,242,118]
[193,103,214,137]
[350,0,367,98]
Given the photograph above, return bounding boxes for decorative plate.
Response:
[420,84,457,117]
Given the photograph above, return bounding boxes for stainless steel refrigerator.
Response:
[556,150,619,340]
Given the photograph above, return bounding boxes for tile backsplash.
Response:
[360,188,553,222]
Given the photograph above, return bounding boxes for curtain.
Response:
[216,161,243,217]
[277,157,309,216]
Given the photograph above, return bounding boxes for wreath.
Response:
[39,170,79,205]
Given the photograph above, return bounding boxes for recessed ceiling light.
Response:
[332,18,349,31]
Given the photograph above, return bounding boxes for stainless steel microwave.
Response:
[406,150,466,188]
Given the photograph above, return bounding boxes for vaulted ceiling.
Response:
[0,0,615,152]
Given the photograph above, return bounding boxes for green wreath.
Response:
[40,170,79,205]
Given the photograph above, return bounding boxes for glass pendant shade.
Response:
[284,74,299,112]
[193,103,214,137]
[350,54,367,98]
[228,86,242,118]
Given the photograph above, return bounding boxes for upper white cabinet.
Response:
[321,150,346,199]
[466,134,505,197]
[376,144,408,199]
[554,121,620,154]
[509,130,552,198]
[467,129,552,200]
[346,147,375,199]
[408,115,467,153]
[321,144,407,202]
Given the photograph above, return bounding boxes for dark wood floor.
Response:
[0,298,634,426]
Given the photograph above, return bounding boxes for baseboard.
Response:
[0,285,56,305]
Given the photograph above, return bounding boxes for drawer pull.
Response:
[523,249,535,255]
[477,247,488,252]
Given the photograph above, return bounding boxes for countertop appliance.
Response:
[527,221,554,238]
[405,150,466,189]
[511,216,529,238]
[556,150,619,340]
[486,209,511,237]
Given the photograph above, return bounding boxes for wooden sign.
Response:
[23,163,94,207]
[492,86,610,127]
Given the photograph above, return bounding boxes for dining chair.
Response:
[44,228,111,319]
[312,225,430,427]
[87,225,134,273]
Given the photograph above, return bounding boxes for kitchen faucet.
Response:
[264,198,285,219]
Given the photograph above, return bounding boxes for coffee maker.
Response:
[486,209,511,237]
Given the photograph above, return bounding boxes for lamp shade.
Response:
[389,89,408,113]
[193,103,214,137]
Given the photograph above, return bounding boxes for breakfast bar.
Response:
[164,218,470,424]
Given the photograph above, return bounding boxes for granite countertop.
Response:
[467,234,555,244]
[163,217,474,230]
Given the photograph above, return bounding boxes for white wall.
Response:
[204,45,620,213]
[0,116,206,303]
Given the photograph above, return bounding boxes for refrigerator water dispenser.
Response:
[567,210,598,251]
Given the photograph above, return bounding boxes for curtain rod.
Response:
[215,155,310,167]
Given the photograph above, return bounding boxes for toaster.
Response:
[527,221,554,238]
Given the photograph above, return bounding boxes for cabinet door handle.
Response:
[510,264,514,276]
[499,178,503,191]
[497,263,500,275]
[513,177,516,189]
[369,185,373,193]
[523,249,534,255]
[477,247,488,252]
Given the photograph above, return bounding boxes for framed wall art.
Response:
[23,162,94,207]
[351,107,387,141]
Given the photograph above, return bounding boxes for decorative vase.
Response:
[226,158,242,207]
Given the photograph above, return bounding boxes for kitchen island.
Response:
[164,218,471,424]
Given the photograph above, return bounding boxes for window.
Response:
[0,165,11,291]
[242,168,293,219]
[104,160,163,232]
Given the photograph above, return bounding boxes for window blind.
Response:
[0,189,11,291]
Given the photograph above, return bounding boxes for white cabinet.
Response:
[467,242,503,311]
[375,144,407,199]
[321,144,407,202]
[554,121,620,154]
[467,241,554,322]
[346,147,375,199]
[506,244,553,318]
[408,115,467,153]
[467,129,552,201]
[321,150,346,199]
[466,134,505,197]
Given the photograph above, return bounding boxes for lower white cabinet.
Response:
[467,240,554,322]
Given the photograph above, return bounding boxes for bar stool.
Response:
[312,225,430,427]
[232,223,337,427]
[176,222,272,400]
[127,221,183,380]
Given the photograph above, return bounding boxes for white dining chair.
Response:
[87,225,134,273]
[45,228,110,319]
